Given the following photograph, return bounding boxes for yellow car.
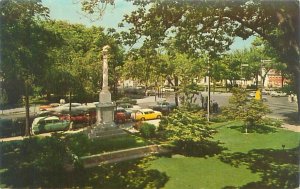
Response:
[131,108,162,121]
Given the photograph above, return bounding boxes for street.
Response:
[1,93,298,122]
[153,92,298,123]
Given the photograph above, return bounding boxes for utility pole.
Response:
[207,58,210,122]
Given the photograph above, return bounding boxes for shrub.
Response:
[140,123,156,138]
[223,88,270,132]
[258,117,283,127]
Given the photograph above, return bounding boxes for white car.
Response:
[52,103,88,113]
[161,87,174,92]
[270,91,287,97]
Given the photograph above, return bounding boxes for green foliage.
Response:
[223,88,271,131]
[118,0,300,121]
[0,88,8,109]
[0,133,167,188]
[140,122,156,138]
[159,108,216,143]
[258,117,283,128]
[0,134,74,188]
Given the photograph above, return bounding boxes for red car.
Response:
[39,103,60,111]
[60,113,87,123]
[114,108,128,123]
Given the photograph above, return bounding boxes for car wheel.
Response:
[157,115,161,119]
[141,117,145,121]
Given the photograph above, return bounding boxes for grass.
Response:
[212,121,300,152]
[150,156,260,189]
[149,121,300,189]
[66,132,151,156]
[0,121,299,188]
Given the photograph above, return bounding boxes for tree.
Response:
[0,0,59,135]
[223,88,270,133]
[82,0,300,121]
[43,21,125,102]
[159,108,217,155]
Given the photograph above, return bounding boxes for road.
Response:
[1,93,297,122]
[0,93,298,141]
[148,92,298,122]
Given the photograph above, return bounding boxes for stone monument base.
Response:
[87,124,127,139]
[86,102,127,139]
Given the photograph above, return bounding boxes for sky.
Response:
[42,0,254,51]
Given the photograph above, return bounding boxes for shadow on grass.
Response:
[0,135,168,188]
[172,140,227,157]
[67,158,169,189]
[228,124,277,134]
[219,146,299,189]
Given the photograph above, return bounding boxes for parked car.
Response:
[114,108,129,123]
[52,103,87,114]
[37,110,55,117]
[31,116,71,135]
[116,97,137,105]
[59,111,89,124]
[270,91,287,97]
[145,89,156,96]
[118,103,133,109]
[161,87,174,92]
[131,108,162,121]
[149,101,176,115]
[39,103,60,111]
[261,89,271,95]
[248,91,256,97]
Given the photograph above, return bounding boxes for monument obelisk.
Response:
[88,45,125,138]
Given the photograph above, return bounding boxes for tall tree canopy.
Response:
[0,0,60,135]
[81,0,300,121]
[121,0,300,121]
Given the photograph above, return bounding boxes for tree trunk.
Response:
[24,81,30,136]
[174,76,179,106]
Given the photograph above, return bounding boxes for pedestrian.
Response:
[212,100,219,113]
[203,101,207,111]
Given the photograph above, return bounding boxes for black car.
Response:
[149,101,176,115]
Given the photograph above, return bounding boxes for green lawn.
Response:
[149,121,300,189]
[0,122,299,188]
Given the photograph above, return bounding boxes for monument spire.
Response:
[99,45,111,104]
[102,45,109,91]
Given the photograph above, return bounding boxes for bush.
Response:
[258,117,283,127]
[140,123,156,138]
[209,115,228,123]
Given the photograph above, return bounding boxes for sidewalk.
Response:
[281,123,300,132]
